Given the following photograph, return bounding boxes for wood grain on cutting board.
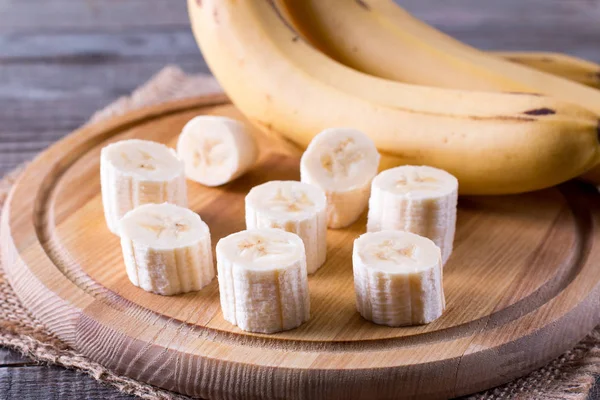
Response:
[2,95,600,399]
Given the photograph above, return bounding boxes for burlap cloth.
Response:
[1,66,599,400]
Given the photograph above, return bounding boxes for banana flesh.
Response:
[245,181,327,274]
[119,203,214,296]
[177,116,258,187]
[367,166,458,265]
[300,128,380,229]
[216,228,310,333]
[101,139,187,235]
[353,230,445,326]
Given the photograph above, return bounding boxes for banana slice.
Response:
[367,165,458,264]
[216,228,310,333]
[353,230,445,326]
[300,128,380,229]
[101,139,187,235]
[245,181,327,274]
[176,116,258,187]
[119,202,214,296]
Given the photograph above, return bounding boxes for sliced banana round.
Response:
[119,203,214,296]
[367,165,458,264]
[245,180,327,274]
[353,230,445,326]
[176,116,258,187]
[216,228,310,333]
[300,128,380,229]
[101,139,187,235]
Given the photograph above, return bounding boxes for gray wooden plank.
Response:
[0,0,190,33]
[1,0,599,39]
[401,0,600,24]
[0,140,51,171]
[0,131,66,142]
[430,25,600,63]
[0,349,33,367]
[0,30,198,61]
[0,55,207,101]
[0,366,136,399]
[592,382,600,400]
[0,58,207,120]
[1,2,598,67]
[0,57,207,101]
[2,19,599,65]
[400,0,600,62]
[0,56,210,176]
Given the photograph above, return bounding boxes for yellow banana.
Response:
[279,0,600,114]
[188,0,600,195]
[282,0,600,90]
[492,52,600,90]
[280,0,600,186]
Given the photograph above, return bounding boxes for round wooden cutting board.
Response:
[2,94,600,400]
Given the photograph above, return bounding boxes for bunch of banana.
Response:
[282,0,600,89]
[278,0,600,184]
[188,0,600,195]
[280,0,600,106]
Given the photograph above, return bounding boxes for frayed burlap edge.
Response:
[0,65,598,400]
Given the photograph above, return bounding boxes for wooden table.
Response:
[0,0,599,398]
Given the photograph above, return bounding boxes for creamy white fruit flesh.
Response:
[101,139,187,235]
[216,228,310,334]
[301,128,380,192]
[300,128,380,229]
[367,165,458,264]
[119,202,214,296]
[177,116,258,187]
[353,230,445,326]
[245,180,327,274]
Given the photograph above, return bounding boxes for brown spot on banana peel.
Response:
[505,91,544,96]
[356,0,371,10]
[195,0,202,6]
[523,108,557,116]
[466,115,536,122]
